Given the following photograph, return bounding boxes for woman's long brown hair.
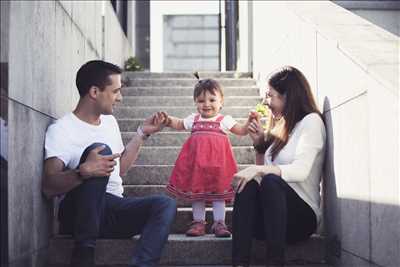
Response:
[265,66,321,160]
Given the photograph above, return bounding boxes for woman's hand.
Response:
[232,166,263,193]
[247,113,265,145]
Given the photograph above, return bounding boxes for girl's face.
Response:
[264,86,286,116]
[195,90,223,118]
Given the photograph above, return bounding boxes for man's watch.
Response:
[137,125,150,140]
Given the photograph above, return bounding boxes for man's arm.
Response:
[43,146,120,198]
[42,157,82,198]
[119,112,165,176]
[119,133,146,177]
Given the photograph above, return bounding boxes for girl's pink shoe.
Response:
[186,220,206,236]
[212,220,231,237]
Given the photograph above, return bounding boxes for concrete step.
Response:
[118,118,250,132]
[48,234,326,266]
[49,265,330,267]
[123,164,251,185]
[114,106,253,119]
[123,71,252,80]
[135,146,254,165]
[122,132,253,147]
[121,95,262,107]
[127,78,257,87]
[121,86,259,97]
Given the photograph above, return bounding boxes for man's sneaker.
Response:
[211,220,231,238]
[185,220,206,236]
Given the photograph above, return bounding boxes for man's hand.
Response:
[142,112,166,135]
[232,166,262,193]
[79,146,120,178]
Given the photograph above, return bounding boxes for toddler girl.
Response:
[162,74,253,237]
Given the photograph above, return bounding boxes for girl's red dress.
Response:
[166,114,237,202]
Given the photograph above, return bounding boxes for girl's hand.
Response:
[232,166,262,193]
[142,112,165,134]
[160,111,172,127]
[247,111,260,124]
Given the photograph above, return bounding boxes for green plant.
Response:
[124,57,144,71]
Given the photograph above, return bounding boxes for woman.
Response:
[231,66,326,267]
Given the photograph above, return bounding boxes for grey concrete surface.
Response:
[4,1,133,266]
[127,78,256,87]
[251,2,399,267]
[366,74,399,267]
[7,101,53,265]
[121,86,259,97]
[48,234,326,266]
[121,95,262,107]
[123,71,253,79]
[114,106,254,119]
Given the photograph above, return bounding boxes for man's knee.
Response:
[80,143,112,164]
[153,196,177,217]
[86,142,112,155]
[159,195,177,210]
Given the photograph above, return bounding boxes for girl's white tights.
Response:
[192,200,226,222]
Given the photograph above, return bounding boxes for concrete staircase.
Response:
[48,72,329,267]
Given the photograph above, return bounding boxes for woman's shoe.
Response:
[185,220,206,236]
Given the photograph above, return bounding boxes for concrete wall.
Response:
[3,1,133,266]
[251,1,399,267]
[333,0,400,36]
[104,1,134,67]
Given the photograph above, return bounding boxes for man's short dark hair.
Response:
[76,60,122,97]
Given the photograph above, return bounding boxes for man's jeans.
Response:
[58,143,177,267]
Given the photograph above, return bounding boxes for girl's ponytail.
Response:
[193,71,200,81]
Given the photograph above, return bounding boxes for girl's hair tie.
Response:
[193,71,201,82]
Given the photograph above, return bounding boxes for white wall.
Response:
[251,1,399,267]
[237,0,251,72]
[150,0,219,72]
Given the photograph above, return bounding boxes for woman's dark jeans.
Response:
[232,174,317,266]
[58,143,177,267]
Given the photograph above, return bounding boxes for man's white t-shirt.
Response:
[45,112,125,197]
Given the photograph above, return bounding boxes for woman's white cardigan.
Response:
[264,113,326,226]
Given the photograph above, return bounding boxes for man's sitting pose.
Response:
[42,60,176,267]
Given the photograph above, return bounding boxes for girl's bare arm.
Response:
[162,112,185,130]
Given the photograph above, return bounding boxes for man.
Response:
[42,60,176,267]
